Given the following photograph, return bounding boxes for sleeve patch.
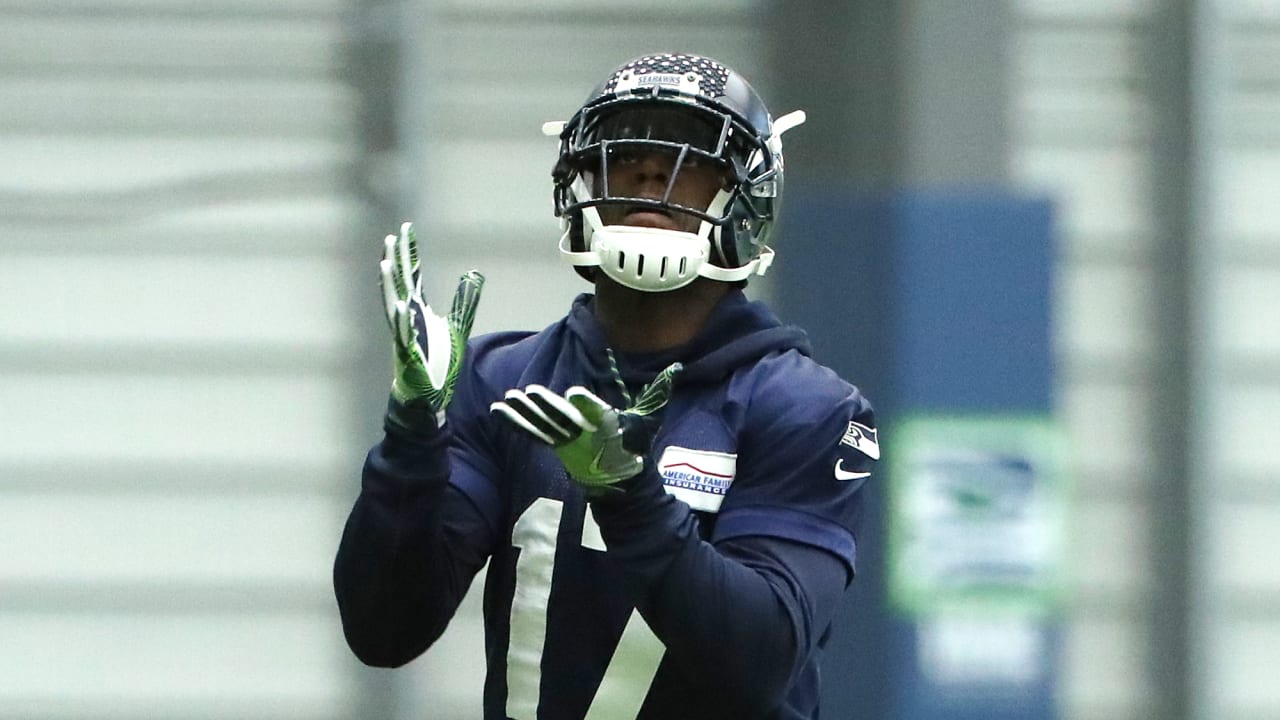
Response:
[840,420,880,460]
[658,446,737,513]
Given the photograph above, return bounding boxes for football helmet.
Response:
[545,53,805,292]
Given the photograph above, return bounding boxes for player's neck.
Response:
[593,276,732,354]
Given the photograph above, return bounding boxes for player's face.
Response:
[598,148,727,233]
[587,106,730,234]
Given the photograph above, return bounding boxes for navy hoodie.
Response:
[335,290,878,720]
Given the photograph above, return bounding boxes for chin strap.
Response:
[768,110,807,156]
[697,246,774,282]
[558,225,599,267]
[558,225,773,285]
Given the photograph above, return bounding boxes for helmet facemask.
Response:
[548,53,803,292]
[554,98,780,291]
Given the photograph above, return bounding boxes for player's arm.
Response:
[491,373,875,712]
[334,223,491,667]
[601,396,873,714]
[584,442,864,712]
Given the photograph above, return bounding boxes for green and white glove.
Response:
[490,363,682,494]
[379,221,484,424]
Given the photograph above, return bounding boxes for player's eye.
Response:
[606,145,719,170]
[680,152,714,168]
[609,147,644,165]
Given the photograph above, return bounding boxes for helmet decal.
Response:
[604,54,731,99]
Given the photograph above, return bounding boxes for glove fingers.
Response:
[449,270,485,340]
[382,232,406,301]
[378,256,400,331]
[396,222,417,300]
[490,399,562,446]
[491,388,576,444]
[401,221,421,279]
[630,362,682,416]
[564,386,613,428]
[525,385,588,434]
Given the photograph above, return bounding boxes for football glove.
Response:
[379,221,484,423]
[490,363,681,493]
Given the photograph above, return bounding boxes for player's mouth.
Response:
[622,206,679,231]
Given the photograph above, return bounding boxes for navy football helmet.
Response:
[546,53,805,292]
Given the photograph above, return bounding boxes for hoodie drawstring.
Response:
[604,347,634,407]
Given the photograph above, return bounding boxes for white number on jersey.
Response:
[506,498,666,719]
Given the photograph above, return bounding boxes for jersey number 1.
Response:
[506,497,666,720]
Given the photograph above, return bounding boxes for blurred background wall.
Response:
[0,1,1276,719]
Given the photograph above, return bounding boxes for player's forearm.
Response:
[650,533,849,715]
[333,417,469,667]
[338,219,488,666]
[658,544,805,712]
[590,468,822,711]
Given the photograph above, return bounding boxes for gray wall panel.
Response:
[0,2,366,718]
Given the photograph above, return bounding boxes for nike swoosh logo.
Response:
[834,459,871,481]
[588,446,611,477]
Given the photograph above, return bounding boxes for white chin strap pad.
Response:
[593,224,709,292]
[559,204,773,292]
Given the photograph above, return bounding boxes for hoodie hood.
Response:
[563,290,811,393]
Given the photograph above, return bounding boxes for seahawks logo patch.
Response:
[840,421,880,460]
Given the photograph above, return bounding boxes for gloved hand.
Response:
[379,221,484,424]
[490,363,681,494]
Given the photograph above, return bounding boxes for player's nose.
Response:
[623,152,677,197]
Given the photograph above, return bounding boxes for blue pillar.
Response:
[776,189,1061,720]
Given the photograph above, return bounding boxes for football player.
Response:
[335,52,879,720]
